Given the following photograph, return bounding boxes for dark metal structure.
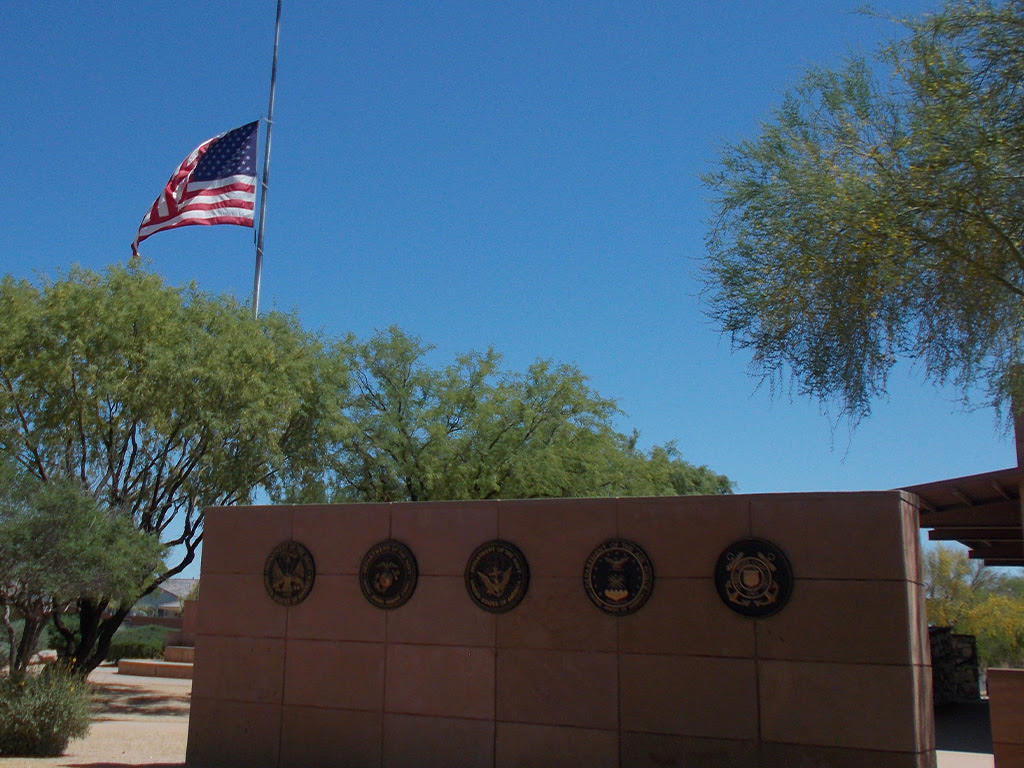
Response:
[906,466,1024,567]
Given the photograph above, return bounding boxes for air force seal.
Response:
[583,539,654,616]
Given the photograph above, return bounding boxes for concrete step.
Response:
[163,645,195,663]
[117,658,193,679]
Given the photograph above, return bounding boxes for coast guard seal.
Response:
[715,538,793,618]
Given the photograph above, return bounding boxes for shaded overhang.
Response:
[902,467,1024,567]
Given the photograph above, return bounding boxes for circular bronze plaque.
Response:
[465,540,530,613]
[264,540,316,606]
[583,539,654,616]
[360,540,418,609]
[715,538,794,618]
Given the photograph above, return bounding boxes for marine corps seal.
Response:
[358,544,417,610]
[360,540,418,610]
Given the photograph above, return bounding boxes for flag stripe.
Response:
[171,199,256,214]
[139,195,254,225]
[138,201,255,224]
[186,175,255,192]
[137,211,255,239]
[133,121,259,254]
[180,189,256,205]
[179,188,256,204]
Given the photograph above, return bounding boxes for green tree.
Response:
[0,263,728,673]
[924,544,1024,669]
[633,442,734,496]
[703,0,1024,422]
[0,463,163,679]
[0,262,344,673]
[287,326,731,502]
[965,594,1024,669]
[924,543,997,627]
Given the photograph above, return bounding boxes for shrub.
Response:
[0,670,91,756]
[104,624,167,662]
[49,619,168,662]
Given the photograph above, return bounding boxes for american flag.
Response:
[132,121,259,255]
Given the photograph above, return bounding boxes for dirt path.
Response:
[0,666,189,768]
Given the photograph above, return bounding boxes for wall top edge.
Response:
[203,489,909,514]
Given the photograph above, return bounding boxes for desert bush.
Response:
[0,669,91,756]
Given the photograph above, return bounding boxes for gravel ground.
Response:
[0,665,189,768]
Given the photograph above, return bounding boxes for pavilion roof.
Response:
[903,467,1024,567]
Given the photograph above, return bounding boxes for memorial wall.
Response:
[186,491,934,768]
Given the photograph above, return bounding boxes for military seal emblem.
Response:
[264,540,316,606]
[583,539,654,616]
[360,540,418,610]
[715,538,793,618]
[465,540,529,613]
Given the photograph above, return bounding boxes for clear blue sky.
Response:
[0,0,1013,501]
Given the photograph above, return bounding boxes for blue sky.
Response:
[0,0,1013,504]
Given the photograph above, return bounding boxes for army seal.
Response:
[360,540,418,610]
[583,539,654,616]
[715,538,793,618]
[264,540,316,607]
[465,540,529,613]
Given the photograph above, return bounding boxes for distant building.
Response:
[131,578,199,618]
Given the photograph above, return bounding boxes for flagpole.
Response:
[253,0,282,319]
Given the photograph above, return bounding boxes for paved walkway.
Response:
[940,754,994,767]
[937,701,995,768]
[0,666,999,767]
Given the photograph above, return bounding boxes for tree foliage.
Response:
[0,463,162,679]
[703,0,1024,421]
[286,326,732,502]
[925,544,1024,669]
[924,543,998,627]
[0,261,341,672]
[0,263,729,671]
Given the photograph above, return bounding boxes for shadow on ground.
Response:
[65,763,184,768]
[936,701,993,753]
[89,681,191,720]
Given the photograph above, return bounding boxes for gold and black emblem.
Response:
[715,538,793,618]
[583,539,654,616]
[360,540,418,609]
[264,540,316,606]
[465,540,529,613]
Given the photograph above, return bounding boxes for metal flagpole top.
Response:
[253,0,282,319]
